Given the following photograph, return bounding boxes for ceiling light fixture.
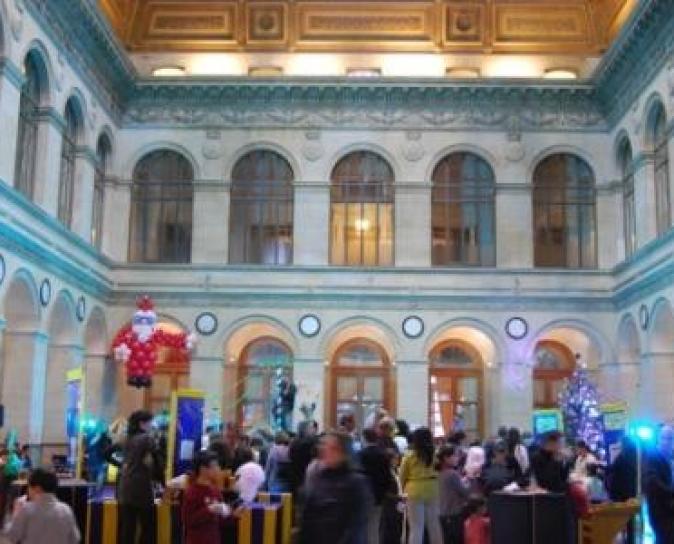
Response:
[346,67,382,78]
[543,68,578,80]
[151,66,186,77]
[446,67,481,78]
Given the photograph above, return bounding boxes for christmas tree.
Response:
[558,365,605,457]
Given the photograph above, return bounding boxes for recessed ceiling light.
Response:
[346,67,382,78]
[446,67,481,78]
[543,68,578,80]
[152,66,187,77]
[248,66,284,77]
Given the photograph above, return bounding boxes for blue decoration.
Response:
[272,369,296,433]
[169,392,205,479]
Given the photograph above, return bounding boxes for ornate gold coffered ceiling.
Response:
[99,0,637,54]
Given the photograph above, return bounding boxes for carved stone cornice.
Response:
[124,79,605,131]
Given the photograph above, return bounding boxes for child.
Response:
[182,451,230,544]
[234,446,265,503]
[4,468,80,544]
[463,496,490,544]
[437,445,469,544]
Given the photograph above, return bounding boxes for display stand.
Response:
[166,388,205,480]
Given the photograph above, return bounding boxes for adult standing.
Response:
[358,428,396,544]
[299,432,370,544]
[400,427,443,544]
[644,425,674,544]
[507,428,529,475]
[115,410,163,544]
[607,436,638,544]
[530,431,570,493]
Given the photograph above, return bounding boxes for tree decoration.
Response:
[558,364,605,458]
[111,296,195,388]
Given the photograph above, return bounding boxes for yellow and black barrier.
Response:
[235,502,282,544]
[256,493,293,544]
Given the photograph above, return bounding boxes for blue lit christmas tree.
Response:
[558,364,605,457]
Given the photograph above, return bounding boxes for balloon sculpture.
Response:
[112,296,195,388]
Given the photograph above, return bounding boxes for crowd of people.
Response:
[0,410,672,544]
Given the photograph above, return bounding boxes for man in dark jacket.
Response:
[644,425,674,544]
[289,420,318,494]
[299,431,371,544]
[358,428,396,544]
[530,431,570,493]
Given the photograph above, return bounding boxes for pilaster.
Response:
[395,184,431,267]
[0,60,23,187]
[70,147,97,241]
[396,360,428,427]
[192,182,229,263]
[496,184,533,268]
[293,182,330,265]
[33,110,65,218]
[633,154,657,248]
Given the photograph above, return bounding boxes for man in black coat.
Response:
[644,425,674,544]
[299,431,371,544]
[358,428,396,544]
[530,431,570,493]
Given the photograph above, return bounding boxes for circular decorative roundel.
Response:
[76,296,86,322]
[195,312,218,336]
[402,316,424,339]
[0,254,5,286]
[506,317,528,340]
[298,314,321,338]
[639,304,649,331]
[39,279,52,307]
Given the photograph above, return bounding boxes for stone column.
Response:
[632,154,657,248]
[33,109,65,217]
[293,182,330,265]
[596,185,621,268]
[494,362,533,433]
[292,358,325,430]
[192,182,229,263]
[496,185,533,268]
[0,60,23,186]
[43,344,84,444]
[102,179,131,261]
[190,355,224,414]
[396,360,428,427]
[639,352,674,419]
[395,184,431,266]
[86,354,119,422]
[70,147,97,242]
[222,359,238,424]
[597,362,639,414]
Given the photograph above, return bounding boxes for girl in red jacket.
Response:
[463,496,490,544]
[182,451,231,544]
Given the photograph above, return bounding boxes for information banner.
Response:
[166,389,205,480]
[602,401,628,462]
[533,409,564,437]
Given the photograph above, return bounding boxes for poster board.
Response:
[601,402,628,462]
[166,389,205,480]
[533,409,564,437]
[66,367,84,479]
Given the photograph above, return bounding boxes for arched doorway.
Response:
[429,340,484,439]
[237,337,293,431]
[533,340,577,409]
[143,321,190,414]
[329,338,393,430]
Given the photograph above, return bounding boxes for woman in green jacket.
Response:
[400,427,443,544]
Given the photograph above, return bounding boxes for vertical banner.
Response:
[601,402,628,462]
[166,389,205,480]
[66,368,84,479]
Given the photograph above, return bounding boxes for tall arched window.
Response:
[649,102,671,236]
[92,134,111,250]
[533,153,597,268]
[128,149,194,263]
[429,340,483,439]
[330,151,394,266]
[238,338,293,431]
[618,138,636,258]
[58,98,82,226]
[533,340,576,409]
[229,150,294,264]
[330,339,392,430]
[431,152,495,266]
[15,52,43,199]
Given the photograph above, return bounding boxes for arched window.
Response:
[649,102,671,236]
[431,152,495,266]
[229,150,294,264]
[330,339,392,430]
[533,153,597,268]
[15,52,43,199]
[92,134,111,250]
[330,151,394,266]
[238,338,293,431]
[429,340,483,439]
[58,98,81,226]
[533,340,576,409]
[128,149,194,263]
[618,138,636,258]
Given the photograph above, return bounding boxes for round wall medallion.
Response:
[506,317,528,340]
[76,296,86,322]
[39,279,52,307]
[0,254,5,285]
[298,314,321,338]
[402,316,424,339]
[195,312,218,336]
[639,304,649,331]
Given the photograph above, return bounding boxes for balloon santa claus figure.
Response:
[112,296,195,388]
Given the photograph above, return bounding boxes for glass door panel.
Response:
[430,371,482,439]
[333,371,389,431]
[362,376,383,402]
[337,376,359,401]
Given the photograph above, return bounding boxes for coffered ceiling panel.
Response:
[98,0,637,54]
